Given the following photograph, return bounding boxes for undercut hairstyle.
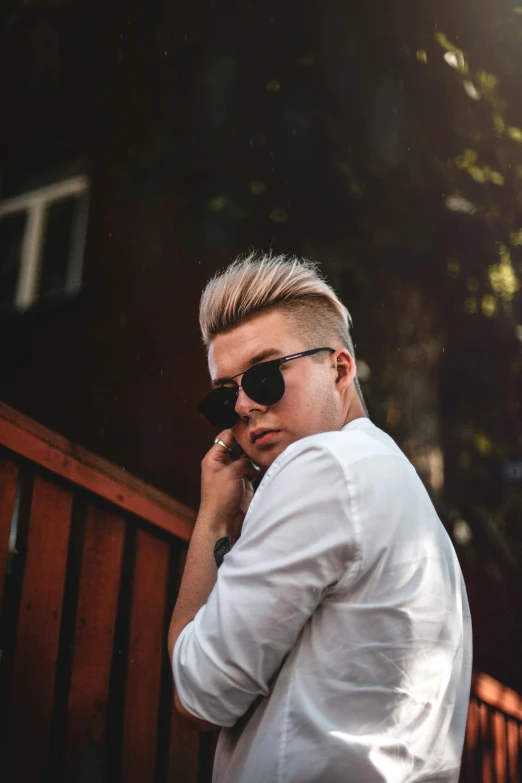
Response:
[199,251,366,405]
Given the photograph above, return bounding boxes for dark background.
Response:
[1,0,521,691]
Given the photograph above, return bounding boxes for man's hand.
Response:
[199,430,259,542]
[168,430,259,726]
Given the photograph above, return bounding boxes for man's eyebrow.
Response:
[212,348,284,387]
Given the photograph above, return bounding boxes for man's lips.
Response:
[250,429,279,448]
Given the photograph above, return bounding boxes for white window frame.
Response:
[0,175,90,311]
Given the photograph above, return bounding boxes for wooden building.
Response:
[1,0,522,779]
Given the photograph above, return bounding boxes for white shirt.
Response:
[173,418,472,783]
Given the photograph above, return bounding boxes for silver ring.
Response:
[214,437,232,452]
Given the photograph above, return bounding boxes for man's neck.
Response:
[342,397,368,428]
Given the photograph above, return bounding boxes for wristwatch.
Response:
[214,536,231,569]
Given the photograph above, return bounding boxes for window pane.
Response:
[0,212,26,308]
[39,197,77,298]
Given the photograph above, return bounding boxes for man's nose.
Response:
[234,386,268,417]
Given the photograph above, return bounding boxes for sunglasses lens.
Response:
[197,386,239,429]
[197,361,285,428]
[243,362,285,405]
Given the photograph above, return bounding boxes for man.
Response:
[168,252,472,783]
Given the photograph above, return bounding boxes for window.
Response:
[0,175,90,312]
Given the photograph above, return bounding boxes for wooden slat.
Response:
[506,719,519,781]
[479,702,493,783]
[0,402,195,542]
[120,527,171,783]
[64,503,125,779]
[0,456,18,610]
[465,698,479,781]
[168,713,201,783]
[491,709,506,782]
[8,473,73,780]
[168,547,200,783]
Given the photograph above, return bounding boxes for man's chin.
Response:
[254,456,273,474]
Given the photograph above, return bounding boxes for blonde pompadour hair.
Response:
[201,248,357,349]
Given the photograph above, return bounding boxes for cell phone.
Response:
[229,443,261,485]
[229,443,247,462]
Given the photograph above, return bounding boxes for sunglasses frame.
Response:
[197,347,335,428]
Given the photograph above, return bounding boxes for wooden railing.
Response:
[0,401,210,783]
[461,671,522,783]
[2,402,522,782]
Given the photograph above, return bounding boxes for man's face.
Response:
[208,310,342,470]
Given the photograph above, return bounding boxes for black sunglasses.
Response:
[197,347,335,429]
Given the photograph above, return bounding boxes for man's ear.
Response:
[334,349,356,390]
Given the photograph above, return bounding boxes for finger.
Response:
[211,430,237,459]
[213,437,232,455]
[210,434,234,464]
[215,430,237,451]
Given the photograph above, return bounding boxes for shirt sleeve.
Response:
[172,440,361,727]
